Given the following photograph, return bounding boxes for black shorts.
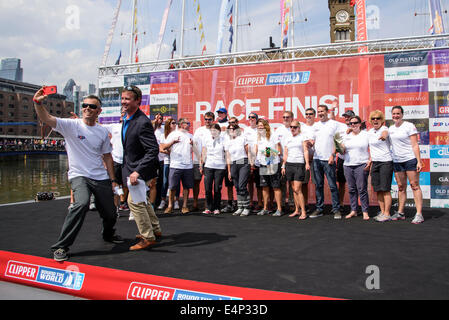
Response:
[113,162,123,186]
[393,158,418,172]
[336,156,346,183]
[259,164,281,188]
[285,162,306,182]
[371,161,393,192]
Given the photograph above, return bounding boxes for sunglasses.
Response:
[204,118,213,121]
[171,122,177,125]
[350,121,361,125]
[82,103,98,110]
[123,85,141,98]
[283,116,291,119]
[248,116,257,119]
[229,121,237,125]
[371,117,381,121]
[290,126,299,129]
[305,113,315,116]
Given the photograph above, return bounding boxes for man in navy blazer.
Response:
[121,85,162,250]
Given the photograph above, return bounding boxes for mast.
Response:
[129,0,137,64]
[180,0,186,57]
[234,0,238,53]
[102,0,122,66]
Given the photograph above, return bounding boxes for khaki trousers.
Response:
[128,187,161,241]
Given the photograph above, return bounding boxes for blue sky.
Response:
[0,0,447,93]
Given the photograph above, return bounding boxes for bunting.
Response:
[194,0,207,55]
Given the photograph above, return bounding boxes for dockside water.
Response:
[0,154,70,204]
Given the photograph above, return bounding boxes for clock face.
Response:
[336,10,349,23]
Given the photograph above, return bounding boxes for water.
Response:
[0,154,71,204]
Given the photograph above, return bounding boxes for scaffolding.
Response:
[98,34,449,78]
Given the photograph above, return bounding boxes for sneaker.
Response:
[391,212,405,221]
[119,203,130,211]
[309,209,323,218]
[203,209,211,214]
[174,201,180,210]
[333,211,342,220]
[411,213,424,224]
[104,234,125,244]
[233,208,243,216]
[223,204,233,213]
[257,209,270,216]
[375,214,392,222]
[272,210,283,217]
[129,213,135,220]
[89,203,97,211]
[213,209,221,215]
[240,208,250,216]
[157,200,166,210]
[53,248,69,262]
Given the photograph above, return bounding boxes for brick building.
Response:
[0,78,74,138]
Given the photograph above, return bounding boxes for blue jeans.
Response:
[313,159,340,212]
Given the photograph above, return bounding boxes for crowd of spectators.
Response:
[0,137,65,152]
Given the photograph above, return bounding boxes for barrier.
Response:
[0,250,337,300]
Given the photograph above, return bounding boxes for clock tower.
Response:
[329,0,355,43]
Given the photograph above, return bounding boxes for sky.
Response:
[0,0,447,94]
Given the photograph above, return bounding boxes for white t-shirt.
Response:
[225,135,248,162]
[301,123,316,158]
[256,136,280,166]
[203,135,226,169]
[388,121,418,163]
[192,126,212,164]
[103,122,123,164]
[273,125,292,149]
[284,134,306,163]
[342,131,370,166]
[368,126,393,162]
[55,118,112,180]
[159,135,171,165]
[154,126,167,163]
[243,126,258,165]
[312,119,341,161]
[165,130,193,169]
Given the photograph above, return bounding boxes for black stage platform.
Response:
[1,198,448,300]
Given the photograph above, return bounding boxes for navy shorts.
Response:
[371,161,393,192]
[168,168,194,190]
[393,158,418,172]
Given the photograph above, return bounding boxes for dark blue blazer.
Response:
[121,108,159,184]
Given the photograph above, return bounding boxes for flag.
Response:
[228,4,234,52]
[350,0,356,6]
[115,50,122,65]
[171,38,176,58]
[429,0,446,46]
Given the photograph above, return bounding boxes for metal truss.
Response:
[98,34,449,78]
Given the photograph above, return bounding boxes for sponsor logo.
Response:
[384,79,428,94]
[236,74,267,87]
[429,77,449,91]
[127,282,241,300]
[431,185,449,199]
[127,282,175,300]
[150,93,178,105]
[384,52,428,68]
[384,65,428,81]
[428,63,449,78]
[431,172,449,185]
[385,105,429,120]
[430,132,449,145]
[430,145,449,158]
[429,118,449,131]
[384,92,428,106]
[430,158,449,172]
[266,72,310,86]
[236,72,310,87]
[420,145,430,159]
[5,261,84,291]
